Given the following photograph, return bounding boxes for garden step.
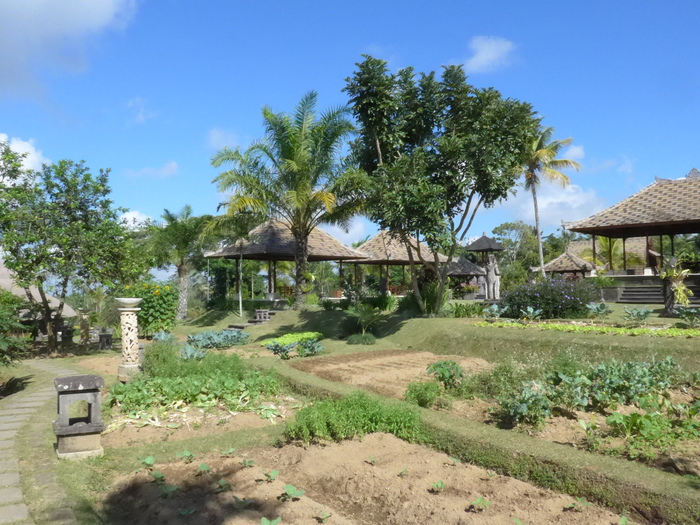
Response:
[617,283,700,304]
[225,325,250,330]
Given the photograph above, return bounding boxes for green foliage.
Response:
[497,380,552,426]
[261,518,281,525]
[279,484,305,501]
[586,302,612,320]
[187,329,249,349]
[123,282,178,336]
[109,340,279,411]
[295,339,323,357]
[430,480,445,493]
[457,361,527,400]
[179,344,206,360]
[427,361,465,390]
[346,333,377,345]
[519,306,543,321]
[405,381,441,408]
[347,303,383,335]
[259,332,324,347]
[285,392,423,443]
[176,450,196,464]
[500,277,597,319]
[305,293,319,306]
[623,306,651,324]
[263,469,279,482]
[468,496,491,512]
[265,341,296,360]
[446,302,484,318]
[475,319,700,338]
[0,290,28,366]
[196,463,211,475]
[320,299,336,311]
[482,303,507,319]
[674,306,700,328]
[140,455,155,468]
[362,294,396,311]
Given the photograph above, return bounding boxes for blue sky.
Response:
[2,1,700,247]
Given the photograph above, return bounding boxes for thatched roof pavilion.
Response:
[446,257,485,277]
[356,230,448,265]
[564,169,700,270]
[0,260,77,318]
[205,220,367,262]
[534,251,594,277]
[465,234,505,253]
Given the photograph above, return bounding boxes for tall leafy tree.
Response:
[150,205,212,320]
[211,91,362,308]
[0,159,139,350]
[344,56,538,313]
[521,127,581,278]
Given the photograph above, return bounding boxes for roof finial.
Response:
[687,167,700,179]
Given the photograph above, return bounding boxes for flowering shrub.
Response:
[500,278,596,319]
[121,282,177,335]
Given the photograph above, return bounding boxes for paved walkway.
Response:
[0,360,81,525]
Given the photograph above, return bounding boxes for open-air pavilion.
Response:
[204,220,367,299]
[464,234,505,263]
[564,169,700,273]
[534,251,594,279]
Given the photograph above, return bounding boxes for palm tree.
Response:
[151,205,212,320]
[211,91,361,309]
[521,127,581,278]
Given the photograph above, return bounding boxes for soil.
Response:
[99,433,629,525]
[292,349,491,399]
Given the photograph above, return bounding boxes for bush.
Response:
[347,333,377,345]
[306,293,319,306]
[265,341,296,360]
[122,282,178,336]
[320,299,336,311]
[675,306,700,328]
[347,303,382,335]
[446,302,485,318]
[0,290,28,366]
[362,295,396,311]
[259,331,324,347]
[284,392,423,443]
[427,361,465,390]
[405,381,441,408]
[296,339,323,357]
[500,277,597,319]
[187,329,249,349]
[457,361,527,400]
[497,380,552,426]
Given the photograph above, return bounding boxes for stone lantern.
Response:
[115,297,143,382]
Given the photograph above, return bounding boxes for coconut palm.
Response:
[521,127,581,277]
[211,91,361,309]
[151,205,212,320]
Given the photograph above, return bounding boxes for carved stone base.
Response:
[56,433,104,460]
[118,363,141,383]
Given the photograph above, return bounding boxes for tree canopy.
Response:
[344,56,539,312]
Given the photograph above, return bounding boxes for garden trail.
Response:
[0,359,80,525]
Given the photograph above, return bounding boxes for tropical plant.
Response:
[580,237,645,272]
[520,127,581,277]
[347,303,383,335]
[659,258,693,314]
[212,92,361,309]
[150,205,212,320]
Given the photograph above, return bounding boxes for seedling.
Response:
[220,447,236,457]
[196,463,212,476]
[565,497,591,512]
[316,510,333,523]
[263,469,279,482]
[160,484,178,497]
[217,418,228,426]
[166,423,180,429]
[215,479,232,493]
[140,455,155,469]
[365,456,377,466]
[149,471,165,484]
[513,519,526,525]
[468,496,491,512]
[233,495,255,509]
[448,456,461,465]
[619,517,629,525]
[397,468,408,478]
[279,484,305,501]
[240,459,255,468]
[177,450,196,464]
[261,518,281,525]
[430,480,445,493]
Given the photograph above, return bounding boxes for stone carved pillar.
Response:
[79,308,90,345]
[116,298,143,382]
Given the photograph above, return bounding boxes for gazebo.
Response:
[204,220,367,298]
[534,251,594,278]
[564,169,700,272]
[446,257,486,278]
[465,234,505,263]
[355,231,448,295]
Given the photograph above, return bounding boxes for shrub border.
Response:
[262,358,700,525]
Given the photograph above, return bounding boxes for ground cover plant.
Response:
[259,331,323,347]
[186,329,250,349]
[474,320,700,338]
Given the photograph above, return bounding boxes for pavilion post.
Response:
[592,235,597,273]
[272,261,277,294]
[339,261,344,295]
[671,235,675,257]
[623,238,627,271]
[267,261,273,294]
[659,236,664,268]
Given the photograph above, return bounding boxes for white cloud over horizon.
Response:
[125,161,178,178]
[0,133,51,171]
[207,128,239,150]
[0,0,136,95]
[464,36,516,74]
[564,144,585,162]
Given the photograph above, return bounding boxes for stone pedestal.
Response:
[116,298,143,382]
[53,375,105,460]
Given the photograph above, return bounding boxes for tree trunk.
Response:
[662,278,675,316]
[532,184,546,278]
[36,283,58,352]
[293,233,309,310]
[177,266,189,321]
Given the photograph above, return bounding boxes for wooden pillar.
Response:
[272,261,277,293]
[339,261,344,293]
[592,235,597,272]
[659,235,664,268]
[671,235,675,257]
[622,238,627,271]
[267,261,273,293]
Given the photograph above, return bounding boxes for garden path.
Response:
[0,359,81,525]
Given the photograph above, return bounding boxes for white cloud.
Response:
[464,36,516,74]
[120,210,151,229]
[0,133,50,171]
[125,161,178,178]
[0,0,136,94]
[564,145,585,162]
[126,97,155,124]
[207,128,239,150]
[320,218,375,247]
[617,156,634,174]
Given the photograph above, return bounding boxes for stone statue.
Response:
[486,254,501,300]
